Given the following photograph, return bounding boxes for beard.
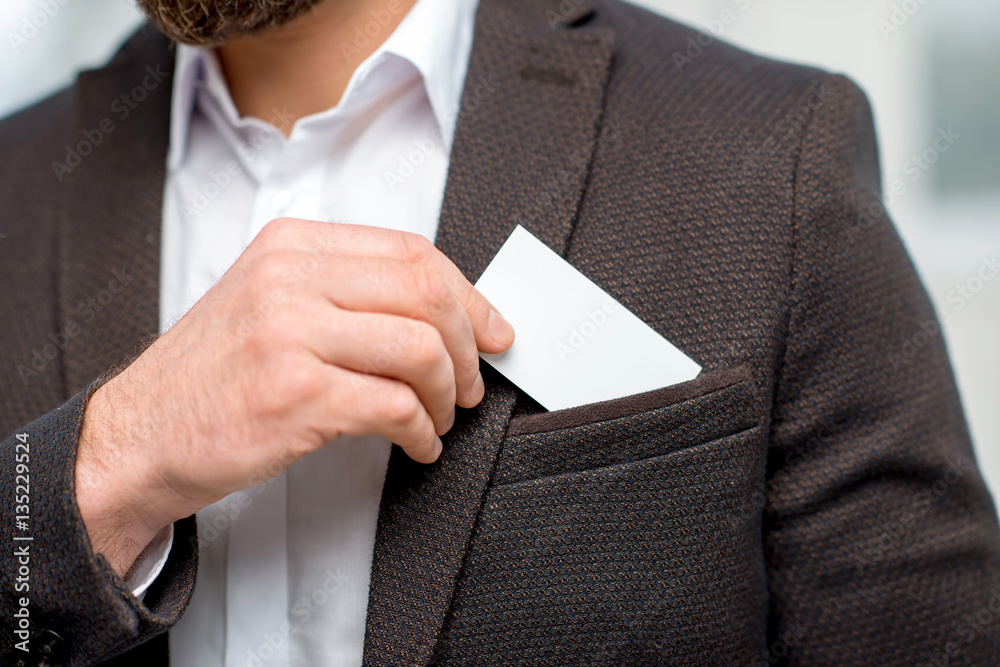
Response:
[135,0,325,45]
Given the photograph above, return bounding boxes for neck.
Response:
[217,0,417,136]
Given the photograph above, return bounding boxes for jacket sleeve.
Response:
[763,74,1000,665]
[1,383,197,667]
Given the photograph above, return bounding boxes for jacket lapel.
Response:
[57,28,174,397]
[363,1,613,664]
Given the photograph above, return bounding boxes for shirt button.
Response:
[270,190,294,215]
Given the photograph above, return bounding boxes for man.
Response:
[1,0,998,664]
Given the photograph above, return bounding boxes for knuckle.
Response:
[408,266,450,315]
[407,321,445,369]
[453,345,479,377]
[277,361,325,401]
[421,271,454,316]
[382,388,422,426]
[393,230,434,266]
[399,263,429,301]
[463,284,487,316]
[236,308,289,359]
[240,325,272,360]
[248,254,293,291]
[252,357,324,414]
[411,431,437,459]
[249,256,284,287]
[260,217,296,240]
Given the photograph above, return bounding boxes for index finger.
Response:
[258,218,515,353]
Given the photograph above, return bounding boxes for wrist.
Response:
[76,383,173,576]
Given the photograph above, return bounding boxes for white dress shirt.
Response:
[131,0,479,664]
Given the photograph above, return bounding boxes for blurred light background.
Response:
[1,0,998,497]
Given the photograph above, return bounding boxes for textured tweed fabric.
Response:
[1,0,999,665]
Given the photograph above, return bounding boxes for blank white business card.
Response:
[476,226,701,412]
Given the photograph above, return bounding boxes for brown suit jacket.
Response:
[2,0,999,665]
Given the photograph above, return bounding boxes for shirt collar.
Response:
[167,0,479,170]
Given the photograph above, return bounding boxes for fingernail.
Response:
[471,371,485,403]
[488,309,515,346]
[433,436,443,459]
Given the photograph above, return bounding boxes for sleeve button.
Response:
[37,629,64,656]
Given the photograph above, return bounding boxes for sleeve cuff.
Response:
[125,523,175,601]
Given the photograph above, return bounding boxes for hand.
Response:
[75,218,515,576]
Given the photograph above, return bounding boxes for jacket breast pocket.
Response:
[438,365,768,663]
[494,364,757,485]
